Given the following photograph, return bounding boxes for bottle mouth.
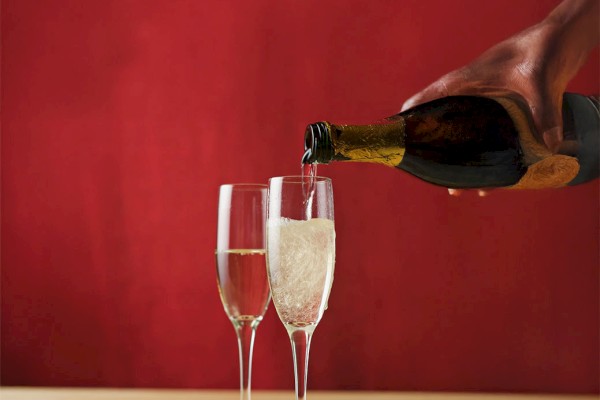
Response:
[302,122,332,164]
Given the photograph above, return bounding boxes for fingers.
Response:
[401,93,425,112]
[401,79,453,111]
[447,188,491,197]
[401,93,427,112]
[401,66,482,111]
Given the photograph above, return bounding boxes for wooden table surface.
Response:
[0,388,596,400]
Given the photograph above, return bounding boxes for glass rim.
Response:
[268,175,332,183]
[219,183,268,190]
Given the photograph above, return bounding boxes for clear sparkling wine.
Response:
[216,249,270,321]
[267,218,335,331]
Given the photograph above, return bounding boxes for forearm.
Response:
[547,0,599,50]
[542,0,599,85]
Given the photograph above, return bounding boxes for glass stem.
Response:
[234,320,257,400]
[289,328,313,400]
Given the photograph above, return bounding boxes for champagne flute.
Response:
[266,176,335,400]
[216,184,270,400]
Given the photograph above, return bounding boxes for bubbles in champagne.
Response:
[267,217,335,328]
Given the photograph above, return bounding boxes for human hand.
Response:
[401,0,599,196]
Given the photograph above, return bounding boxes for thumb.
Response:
[401,80,453,112]
[529,93,563,154]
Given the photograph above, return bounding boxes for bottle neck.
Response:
[303,122,334,164]
[304,119,406,167]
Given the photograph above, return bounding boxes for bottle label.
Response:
[510,155,580,189]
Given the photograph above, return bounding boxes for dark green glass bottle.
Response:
[303,94,599,189]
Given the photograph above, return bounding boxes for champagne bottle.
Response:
[302,94,599,189]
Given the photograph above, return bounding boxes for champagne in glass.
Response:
[216,249,270,321]
[267,176,335,400]
[216,184,270,400]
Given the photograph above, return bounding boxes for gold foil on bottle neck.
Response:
[332,120,405,167]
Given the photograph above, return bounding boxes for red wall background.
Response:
[2,0,598,393]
